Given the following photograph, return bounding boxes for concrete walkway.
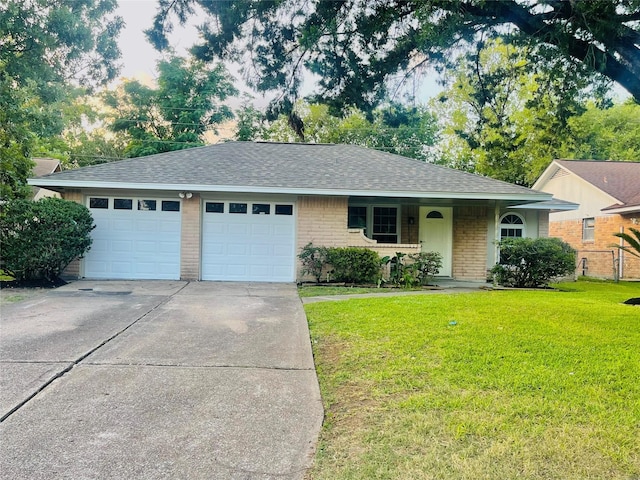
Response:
[301,279,492,304]
[0,281,323,479]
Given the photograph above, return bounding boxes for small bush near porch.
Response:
[304,280,640,479]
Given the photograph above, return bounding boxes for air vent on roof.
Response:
[550,168,569,180]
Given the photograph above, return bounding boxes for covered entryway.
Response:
[419,206,453,276]
[201,200,296,282]
[83,196,182,279]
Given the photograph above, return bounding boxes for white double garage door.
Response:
[84,196,296,282]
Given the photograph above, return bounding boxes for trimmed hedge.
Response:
[491,237,576,288]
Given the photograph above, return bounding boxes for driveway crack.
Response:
[0,282,190,423]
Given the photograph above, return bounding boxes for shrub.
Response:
[326,247,380,284]
[491,237,576,288]
[298,242,329,283]
[0,197,94,281]
[383,251,443,287]
[409,251,443,285]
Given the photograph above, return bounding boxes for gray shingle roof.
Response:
[31,142,546,199]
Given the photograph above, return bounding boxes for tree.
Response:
[559,101,640,161]
[147,0,640,115]
[613,228,640,260]
[262,101,440,162]
[0,0,122,199]
[432,39,606,185]
[103,56,237,157]
[234,97,267,141]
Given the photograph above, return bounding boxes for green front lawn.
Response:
[304,280,640,479]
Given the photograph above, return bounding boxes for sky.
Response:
[114,0,444,107]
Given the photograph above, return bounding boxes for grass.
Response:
[298,285,432,298]
[304,280,640,479]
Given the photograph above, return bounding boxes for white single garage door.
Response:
[84,196,182,279]
[201,200,296,282]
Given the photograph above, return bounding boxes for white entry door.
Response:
[418,206,453,277]
[84,196,182,279]
[201,200,296,282]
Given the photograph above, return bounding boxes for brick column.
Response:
[180,194,201,280]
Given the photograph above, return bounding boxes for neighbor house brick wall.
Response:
[452,206,488,281]
[180,194,201,280]
[61,189,83,279]
[550,214,640,279]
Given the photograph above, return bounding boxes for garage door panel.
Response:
[202,200,295,282]
[84,197,181,280]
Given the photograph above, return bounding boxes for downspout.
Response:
[494,202,501,264]
[619,226,625,280]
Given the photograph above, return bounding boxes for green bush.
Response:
[409,251,443,285]
[326,247,380,284]
[0,197,94,281]
[298,242,329,283]
[383,251,443,287]
[491,237,576,288]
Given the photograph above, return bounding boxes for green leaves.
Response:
[491,237,577,288]
[103,56,238,157]
[0,198,94,281]
[147,0,640,115]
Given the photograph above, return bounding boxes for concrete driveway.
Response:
[0,281,323,479]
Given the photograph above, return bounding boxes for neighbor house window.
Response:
[582,218,595,241]
[500,213,525,239]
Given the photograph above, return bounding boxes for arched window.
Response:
[426,210,444,219]
[499,213,525,239]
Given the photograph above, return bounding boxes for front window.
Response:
[500,213,525,239]
[372,207,398,243]
[348,206,367,232]
[582,218,595,241]
[348,205,399,243]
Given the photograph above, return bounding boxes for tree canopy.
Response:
[102,56,237,157]
[0,0,122,199]
[432,38,610,185]
[240,101,440,162]
[147,0,640,116]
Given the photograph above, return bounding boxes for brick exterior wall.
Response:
[452,206,489,281]
[180,194,201,280]
[61,190,84,279]
[549,215,640,279]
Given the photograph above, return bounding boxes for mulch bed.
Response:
[0,277,67,290]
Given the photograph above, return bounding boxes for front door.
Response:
[418,207,452,277]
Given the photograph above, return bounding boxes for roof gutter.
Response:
[27,179,552,203]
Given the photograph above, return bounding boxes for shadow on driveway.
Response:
[0,281,323,479]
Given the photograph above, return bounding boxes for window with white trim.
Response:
[347,205,400,243]
[582,218,595,241]
[499,213,525,239]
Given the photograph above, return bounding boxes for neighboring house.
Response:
[29,142,572,282]
[31,158,62,200]
[533,159,640,280]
